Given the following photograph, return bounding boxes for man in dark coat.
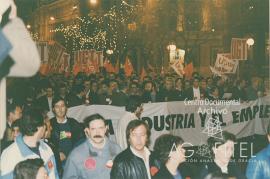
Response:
[111,120,154,179]
[50,96,85,167]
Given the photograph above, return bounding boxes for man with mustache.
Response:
[62,114,121,179]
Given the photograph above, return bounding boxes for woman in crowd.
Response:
[200,131,246,179]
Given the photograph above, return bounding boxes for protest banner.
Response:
[48,96,270,147]
[213,53,238,74]
[73,49,103,75]
[170,49,185,77]
[231,38,248,60]
[36,41,49,75]
[36,41,71,74]
[48,42,66,73]
[36,41,49,63]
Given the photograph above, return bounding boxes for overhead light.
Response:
[106,49,113,55]
[26,24,31,29]
[50,16,55,21]
[89,0,97,5]
[211,28,215,32]
[246,38,255,46]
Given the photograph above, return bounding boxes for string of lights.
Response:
[50,1,137,52]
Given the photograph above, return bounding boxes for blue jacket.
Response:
[246,144,270,179]
[0,135,59,179]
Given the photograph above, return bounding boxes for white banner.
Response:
[48,97,270,147]
[73,50,103,74]
[169,49,185,63]
[231,38,248,60]
[214,53,238,74]
[170,49,185,77]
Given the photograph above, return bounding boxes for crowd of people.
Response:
[5,70,270,111]
[1,70,270,179]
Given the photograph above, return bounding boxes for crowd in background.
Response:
[6,69,270,112]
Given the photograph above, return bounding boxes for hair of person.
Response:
[73,84,85,94]
[58,83,66,89]
[83,113,106,128]
[90,80,98,85]
[13,158,44,179]
[207,131,236,156]
[46,84,53,89]
[126,120,151,147]
[210,86,219,94]
[175,77,183,84]
[109,79,118,86]
[118,82,127,91]
[143,80,153,89]
[193,77,200,82]
[153,134,184,164]
[6,103,20,116]
[11,119,21,129]
[20,109,44,136]
[143,75,152,81]
[125,95,142,112]
[52,96,66,108]
[100,80,109,86]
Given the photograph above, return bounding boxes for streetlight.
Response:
[89,0,97,5]
[246,38,255,46]
[106,49,113,55]
[26,24,31,29]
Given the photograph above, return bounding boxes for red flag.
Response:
[104,59,115,73]
[140,67,146,81]
[114,58,119,73]
[124,57,134,77]
[73,64,81,75]
[39,63,49,75]
[184,62,194,80]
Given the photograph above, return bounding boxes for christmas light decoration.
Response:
[50,1,138,52]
